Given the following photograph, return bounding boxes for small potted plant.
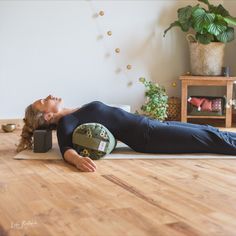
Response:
[135,77,169,121]
[163,0,236,76]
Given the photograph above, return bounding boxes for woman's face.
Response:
[32,95,63,113]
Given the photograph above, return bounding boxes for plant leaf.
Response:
[196,32,214,44]
[209,4,230,17]
[163,21,181,37]
[207,19,227,36]
[181,21,192,32]
[193,8,215,32]
[192,8,205,18]
[197,0,210,7]
[216,27,234,43]
[178,6,192,24]
[224,16,236,26]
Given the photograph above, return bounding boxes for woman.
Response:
[17,94,236,172]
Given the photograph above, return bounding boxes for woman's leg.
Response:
[144,119,236,155]
[165,121,236,146]
[163,121,220,132]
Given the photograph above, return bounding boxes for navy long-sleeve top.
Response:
[56,101,150,159]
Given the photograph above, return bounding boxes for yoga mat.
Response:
[13,141,236,160]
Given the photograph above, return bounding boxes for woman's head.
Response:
[16,95,63,153]
[32,94,63,114]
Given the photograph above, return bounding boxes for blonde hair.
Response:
[16,104,54,153]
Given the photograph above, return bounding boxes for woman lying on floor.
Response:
[16,95,236,172]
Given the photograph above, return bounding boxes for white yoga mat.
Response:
[13,141,236,160]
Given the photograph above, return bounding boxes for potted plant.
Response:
[163,0,236,76]
[135,77,169,121]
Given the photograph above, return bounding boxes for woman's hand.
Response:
[64,148,97,172]
[74,156,97,172]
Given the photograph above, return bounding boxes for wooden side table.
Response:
[179,75,236,128]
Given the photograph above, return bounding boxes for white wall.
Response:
[0,0,225,119]
[224,0,236,76]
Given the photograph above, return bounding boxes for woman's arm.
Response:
[64,148,97,172]
[56,115,97,172]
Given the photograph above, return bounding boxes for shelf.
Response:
[187,115,226,119]
[180,75,236,81]
[180,75,235,127]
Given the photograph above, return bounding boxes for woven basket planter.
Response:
[188,41,225,76]
[166,96,181,121]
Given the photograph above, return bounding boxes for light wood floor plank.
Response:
[1,128,236,235]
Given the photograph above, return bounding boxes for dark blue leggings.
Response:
[144,120,236,155]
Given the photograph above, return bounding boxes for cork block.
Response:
[33,129,52,153]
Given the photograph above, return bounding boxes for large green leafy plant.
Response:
[135,78,168,121]
[163,0,236,44]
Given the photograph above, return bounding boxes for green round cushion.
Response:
[72,122,117,160]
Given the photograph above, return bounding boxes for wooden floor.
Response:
[1,127,236,236]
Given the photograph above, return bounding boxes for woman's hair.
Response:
[16,104,56,153]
